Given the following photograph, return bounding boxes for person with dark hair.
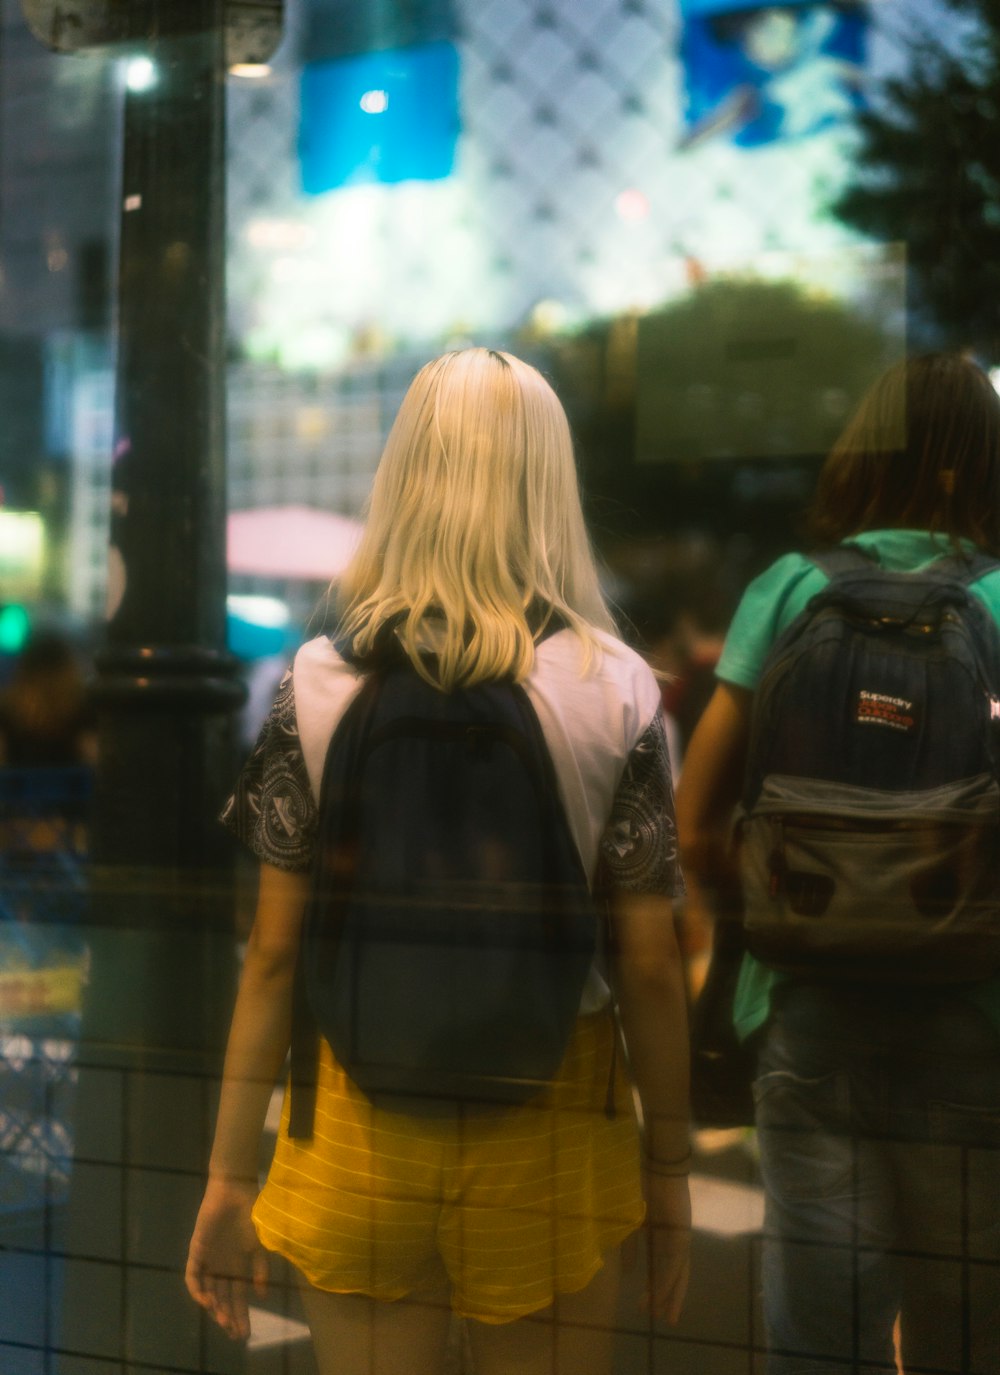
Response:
[677,353,1000,1374]
[0,632,96,769]
[809,351,1000,554]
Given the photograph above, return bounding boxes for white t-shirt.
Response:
[222,627,684,1009]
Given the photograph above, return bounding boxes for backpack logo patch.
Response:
[854,689,917,733]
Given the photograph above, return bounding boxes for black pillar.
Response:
[60,6,245,1372]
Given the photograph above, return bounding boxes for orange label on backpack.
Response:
[855,690,917,733]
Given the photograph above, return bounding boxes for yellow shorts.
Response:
[253,1012,644,1323]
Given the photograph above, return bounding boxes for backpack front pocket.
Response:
[738,773,1000,982]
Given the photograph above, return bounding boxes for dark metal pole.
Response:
[60,5,245,1371]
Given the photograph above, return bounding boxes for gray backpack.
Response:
[737,547,1000,983]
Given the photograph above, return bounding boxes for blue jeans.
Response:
[754,984,1000,1375]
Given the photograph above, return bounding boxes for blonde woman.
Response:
[186,348,691,1375]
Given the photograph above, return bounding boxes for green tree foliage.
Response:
[834,0,1000,358]
[632,278,894,465]
[546,278,895,541]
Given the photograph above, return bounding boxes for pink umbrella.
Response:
[227,505,364,581]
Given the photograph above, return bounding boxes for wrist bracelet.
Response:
[643,1151,692,1178]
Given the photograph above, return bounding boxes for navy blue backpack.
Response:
[738,547,1000,983]
[289,644,599,1133]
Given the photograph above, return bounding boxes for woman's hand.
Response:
[185,1177,268,1342]
[642,1171,692,1324]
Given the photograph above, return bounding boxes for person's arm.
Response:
[610,889,691,1325]
[185,863,309,1342]
[675,681,753,898]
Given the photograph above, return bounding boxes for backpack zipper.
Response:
[765,810,978,900]
[768,817,784,897]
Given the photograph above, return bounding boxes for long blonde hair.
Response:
[336,348,615,688]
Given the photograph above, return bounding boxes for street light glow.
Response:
[359,89,389,114]
[615,188,651,222]
[125,57,158,93]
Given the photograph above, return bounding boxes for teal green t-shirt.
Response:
[717,530,1000,1040]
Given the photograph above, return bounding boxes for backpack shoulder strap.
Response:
[922,551,1000,587]
[807,544,877,580]
[809,545,1000,589]
[288,668,383,1141]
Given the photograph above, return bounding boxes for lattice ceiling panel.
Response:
[226,0,865,367]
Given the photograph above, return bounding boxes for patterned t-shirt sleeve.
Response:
[598,711,685,897]
[220,669,318,872]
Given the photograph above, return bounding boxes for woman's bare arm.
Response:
[610,889,691,1324]
[675,682,753,890]
[185,863,309,1341]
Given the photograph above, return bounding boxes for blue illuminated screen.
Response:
[299,40,460,193]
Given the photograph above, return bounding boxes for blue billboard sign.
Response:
[680,0,868,147]
[300,39,460,193]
